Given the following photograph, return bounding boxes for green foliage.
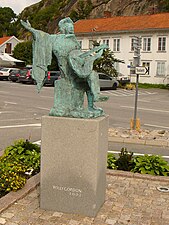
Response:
[138,83,169,89]
[92,41,124,77]
[131,154,169,176]
[0,7,17,37]
[115,148,134,171]
[13,41,32,65]
[158,0,169,12]
[0,161,27,196]
[70,0,93,22]
[107,153,117,169]
[0,139,40,197]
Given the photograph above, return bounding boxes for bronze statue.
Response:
[21,17,108,118]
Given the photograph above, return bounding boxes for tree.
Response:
[70,0,93,22]
[92,41,124,77]
[12,41,32,65]
[0,7,17,37]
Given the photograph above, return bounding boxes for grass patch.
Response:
[138,83,169,89]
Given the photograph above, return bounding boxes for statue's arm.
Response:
[20,20,37,35]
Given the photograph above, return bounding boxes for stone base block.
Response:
[40,115,108,217]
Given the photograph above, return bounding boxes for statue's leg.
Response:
[86,90,104,117]
[87,71,108,102]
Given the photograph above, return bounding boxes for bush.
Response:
[107,153,117,169]
[131,154,169,176]
[107,148,169,176]
[115,148,134,171]
[0,139,40,197]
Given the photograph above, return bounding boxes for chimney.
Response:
[104,11,111,18]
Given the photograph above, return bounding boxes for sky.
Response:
[0,0,41,15]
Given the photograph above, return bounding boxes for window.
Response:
[113,38,120,52]
[78,40,82,48]
[142,62,150,75]
[103,39,109,47]
[5,43,12,54]
[131,38,135,51]
[89,40,97,49]
[158,37,166,51]
[143,37,151,51]
[156,61,165,76]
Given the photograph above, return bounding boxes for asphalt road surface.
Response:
[0,81,169,153]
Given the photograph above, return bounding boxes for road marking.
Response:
[0,91,9,94]
[144,124,169,130]
[36,107,50,110]
[4,101,17,105]
[0,123,41,129]
[108,151,169,159]
[138,99,150,103]
[101,89,156,97]
[121,106,169,114]
[40,95,53,99]
[0,118,40,122]
[0,111,16,114]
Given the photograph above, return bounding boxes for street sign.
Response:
[136,66,149,75]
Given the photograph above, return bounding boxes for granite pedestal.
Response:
[40,115,108,217]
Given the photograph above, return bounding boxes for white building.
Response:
[0,36,21,55]
[74,13,169,84]
[0,36,23,67]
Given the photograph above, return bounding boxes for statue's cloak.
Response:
[31,30,52,91]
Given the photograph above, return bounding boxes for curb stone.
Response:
[108,136,169,147]
[0,173,40,214]
[1,170,169,215]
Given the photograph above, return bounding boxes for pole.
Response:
[133,36,141,130]
[133,74,139,129]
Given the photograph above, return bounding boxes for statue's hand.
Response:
[20,19,33,32]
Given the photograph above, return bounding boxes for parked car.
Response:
[8,70,21,82]
[44,71,61,86]
[0,68,20,80]
[18,69,35,84]
[117,73,130,86]
[98,73,119,90]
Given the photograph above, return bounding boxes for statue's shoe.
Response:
[94,95,109,102]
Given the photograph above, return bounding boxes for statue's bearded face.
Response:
[59,22,74,34]
[65,23,74,34]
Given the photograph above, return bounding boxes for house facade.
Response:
[0,36,23,67]
[0,36,21,55]
[74,13,169,84]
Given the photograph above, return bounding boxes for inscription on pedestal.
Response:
[53,185,82,198]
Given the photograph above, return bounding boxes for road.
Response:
[0,81,169,153]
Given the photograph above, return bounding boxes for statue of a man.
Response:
[21,17,108,118]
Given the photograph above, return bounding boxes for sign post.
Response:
[132,36,142,130]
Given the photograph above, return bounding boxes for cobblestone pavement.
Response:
[0,173,169,225]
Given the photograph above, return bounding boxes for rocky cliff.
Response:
[18,0,166,37]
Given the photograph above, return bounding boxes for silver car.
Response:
[99,73,119,90]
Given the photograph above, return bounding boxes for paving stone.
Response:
[0,218,6,225]
[0,212,14,219]
[1,173,169,225]
[105,218,117,225]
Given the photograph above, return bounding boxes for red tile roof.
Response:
[74,13,169,34]
[0,36,12,45]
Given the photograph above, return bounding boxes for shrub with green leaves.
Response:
[115,148,134,171]
[0,139,40,197]
[107,153,117,170]
[131,154,169,176]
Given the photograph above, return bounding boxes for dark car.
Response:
[8,70,21,82]
[44,71,61,86]
[18,69,35,84]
